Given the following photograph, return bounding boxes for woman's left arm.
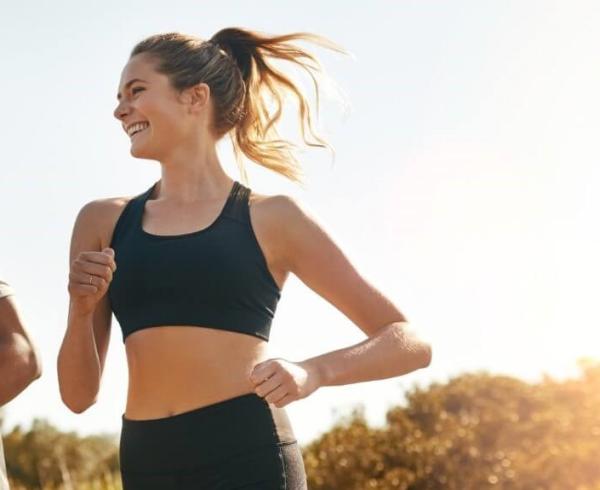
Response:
[250,195,432,406]
[300,321,431,387]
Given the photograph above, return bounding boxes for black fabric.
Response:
[119,392,307,489]
[108,180,281,343]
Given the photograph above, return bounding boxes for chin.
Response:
[130,143,156,160]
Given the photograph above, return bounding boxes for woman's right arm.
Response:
[57,200,118,413]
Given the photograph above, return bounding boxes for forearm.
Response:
[304,321,432,387]
[57,308,101,412]
[0,334,42,406]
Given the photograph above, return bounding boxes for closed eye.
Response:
[132,87,145,95]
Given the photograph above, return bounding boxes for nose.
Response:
[113,100,129,121]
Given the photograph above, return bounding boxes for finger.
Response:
[73,260,114,282]
[79,251,117,271]
[68,281,98,296]
[264,385,289,405]
[251,364,277,386]
[102,248,117,271]
[256,373,283,397]
[70,270,107,290]
[273,394,294,408]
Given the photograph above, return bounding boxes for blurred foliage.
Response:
[3,419,119,489]
[303,358,600,489]
[2,358,600,489]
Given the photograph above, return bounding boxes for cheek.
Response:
[155,108,190,142]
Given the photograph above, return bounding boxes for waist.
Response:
[119,392,298,475]
[124,325,269,420]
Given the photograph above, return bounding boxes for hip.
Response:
[119,392,306,489]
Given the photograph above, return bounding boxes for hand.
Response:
[249,358,322,408]
[68,247,117,317]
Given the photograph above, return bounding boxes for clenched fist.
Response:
[68,247,117,316]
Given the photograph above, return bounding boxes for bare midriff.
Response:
[122,325,271,420]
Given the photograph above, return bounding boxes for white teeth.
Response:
[127,122,149,136]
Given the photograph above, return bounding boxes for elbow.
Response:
[60,391,97,414]
[70,402,95,414]
[393,322,432,370]
[27,346,43,382]
[2,336,43,393]
[420,342,432,368]
[13,334,43,381]
[23,359,42,388]
[57,371,98,415]
[67,403,91,415]
[57,376,98,414]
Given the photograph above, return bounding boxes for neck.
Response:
[154,141,233,203]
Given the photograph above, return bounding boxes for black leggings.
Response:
[119,392,307,489]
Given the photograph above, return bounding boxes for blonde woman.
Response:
[57,27,432,489]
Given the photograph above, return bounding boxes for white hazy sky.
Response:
[0,0,598,446]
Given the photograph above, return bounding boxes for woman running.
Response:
[57,27,432,489]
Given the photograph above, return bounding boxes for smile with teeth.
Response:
[128,122,150,137]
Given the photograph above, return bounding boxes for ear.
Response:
[183,82,210,114]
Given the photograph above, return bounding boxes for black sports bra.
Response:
[107,180,282,343]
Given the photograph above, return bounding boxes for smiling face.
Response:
[113,53,208,160]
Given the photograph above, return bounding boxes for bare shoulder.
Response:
[71,194,136,254]
[247,190,311,236]
[248,190,305,218]
[247,190,319,273]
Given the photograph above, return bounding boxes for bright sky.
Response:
[0,0,598,446]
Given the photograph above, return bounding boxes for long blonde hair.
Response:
[130,27,351,187]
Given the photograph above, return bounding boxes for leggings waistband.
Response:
[119,392,297,474]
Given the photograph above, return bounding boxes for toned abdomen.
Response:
[123,325,270,420]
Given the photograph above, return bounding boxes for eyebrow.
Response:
[117,78,148,100]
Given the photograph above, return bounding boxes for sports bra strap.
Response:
[223,181,250,223]
[117,180,251,236]
[135,179,248,222]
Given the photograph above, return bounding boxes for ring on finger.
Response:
[89,275,93,285]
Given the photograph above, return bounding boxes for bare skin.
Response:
[108,55,290,418]
[118,189,288,419]
[0,293,42,406]
[61,186,287,420]
[58,51,430,419]
[59,53,295,419]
